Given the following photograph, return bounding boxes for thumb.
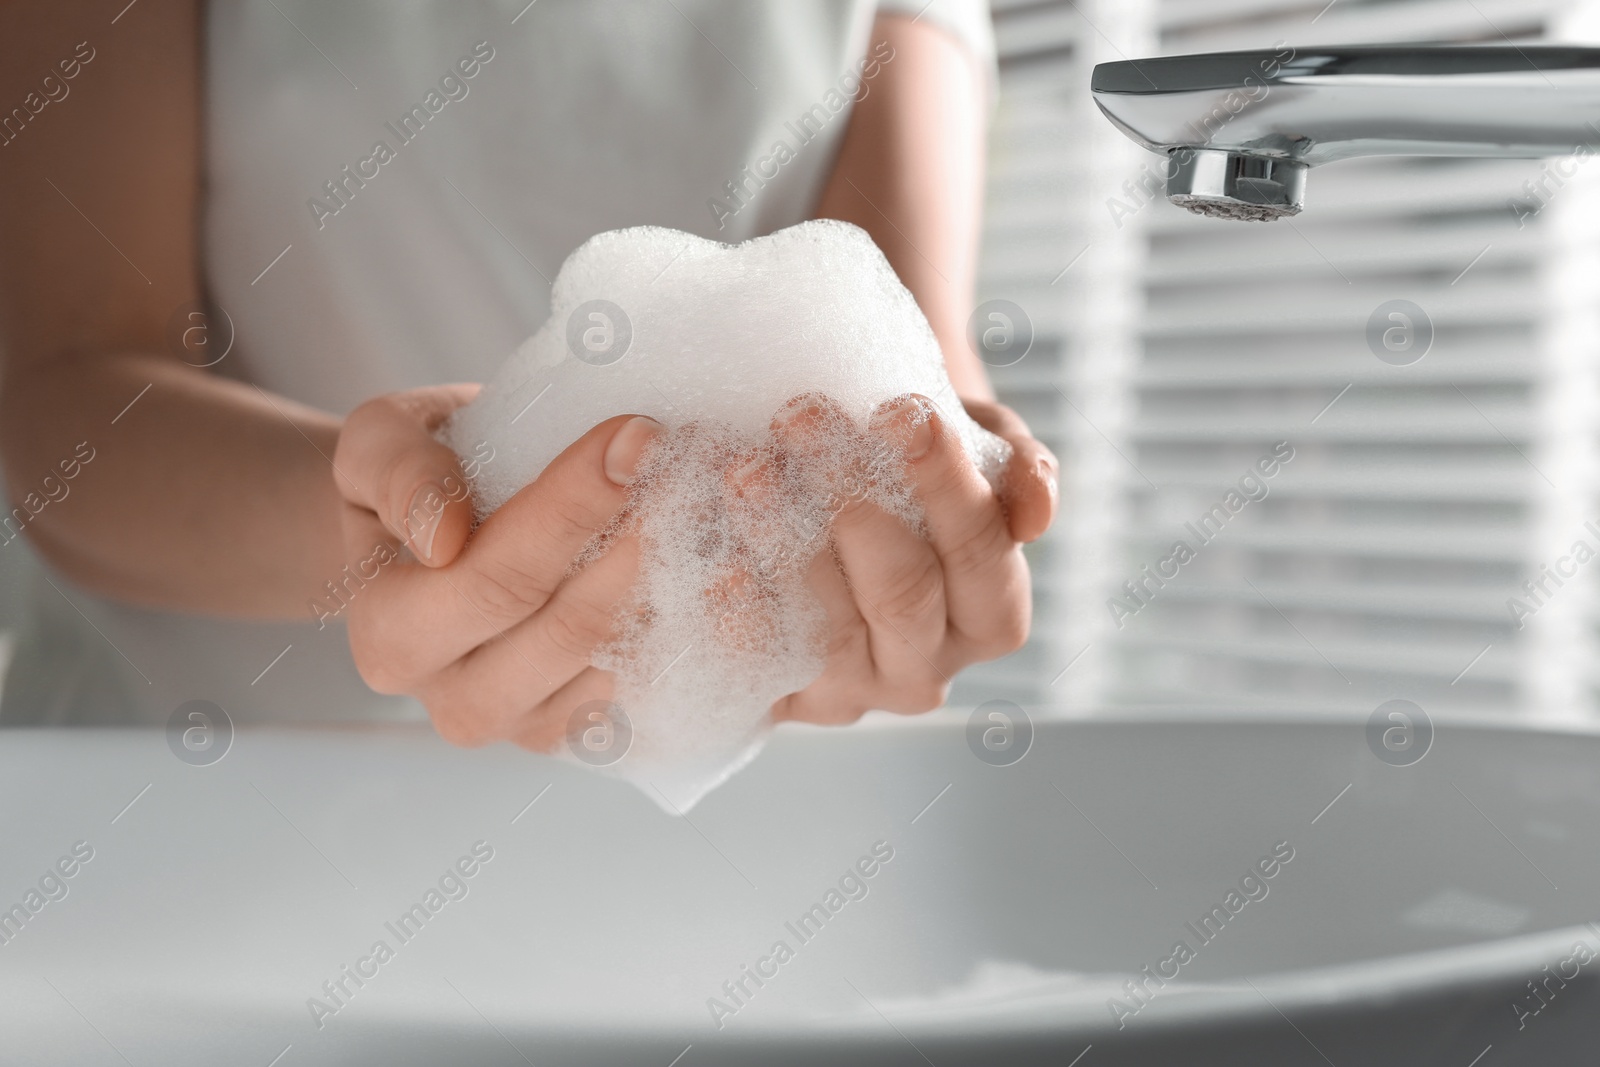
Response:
[334,384,481,567]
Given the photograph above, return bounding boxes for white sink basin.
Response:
[2,714,1596,1064]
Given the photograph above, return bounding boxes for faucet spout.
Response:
[1091,46,1600,220]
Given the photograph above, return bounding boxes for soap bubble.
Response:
[448,220,1010,811]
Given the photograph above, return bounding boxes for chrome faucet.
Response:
[1091,46,1600,221]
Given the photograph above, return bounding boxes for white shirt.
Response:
[2,0,995,725]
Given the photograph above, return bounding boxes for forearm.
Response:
[0,1,346,618]
[0,352,348,618]
[814,12,992,401]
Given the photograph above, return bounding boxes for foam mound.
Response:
[446,220,1008,812]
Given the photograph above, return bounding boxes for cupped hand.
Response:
[332,384,661,751]
[768,393,1058,724]
[331,385,1057,748]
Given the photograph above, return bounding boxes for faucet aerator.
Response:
[1166,148,1306,221]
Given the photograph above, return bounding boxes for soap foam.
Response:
[447,220,1008,811]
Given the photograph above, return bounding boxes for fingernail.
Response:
[773,392,835,438]
[403,483,447,563]
[605,416,661,485]
[778,392,827,419]
[1037,458,1059,501]
[905,413,934,461]
[878,396,935,461]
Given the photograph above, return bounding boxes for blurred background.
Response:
[957,0,1600,723]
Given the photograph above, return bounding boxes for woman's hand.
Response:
[333,385,1055,748]
[770,393,1058,724]
[799,8,1055,720]
[332,385,661,750]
